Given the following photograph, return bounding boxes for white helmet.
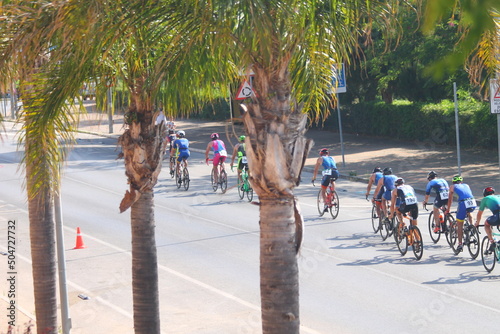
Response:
[177,130,185,137]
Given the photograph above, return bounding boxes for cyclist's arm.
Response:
[230,144,239,166]
[312,157,322,181]
[373,177,383,199]
[389,189,397,217]
[366,174,375,196]
[445,185,455,214]
[205,142,212,161]
[475,209,484,227]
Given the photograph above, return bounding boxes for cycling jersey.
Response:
[237,143,248,171]
[321,156,337,170]
[395,184,419,219]
[426,178,449,207]
[480,195,500,226]
[173,138,190,162]
[211,139,227,166]
[320,156,339,187]
[374,172,383,185]
[382,174,397,200]
[452,183,476,220]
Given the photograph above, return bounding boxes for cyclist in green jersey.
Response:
[475,186,500,253]
[230,135,248,184]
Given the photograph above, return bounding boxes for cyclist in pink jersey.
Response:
[205,133,227,184]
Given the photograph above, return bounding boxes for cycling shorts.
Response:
[486,211,500,226]
[213,153,226,167]
[177,150,190,162]
[321,170,339,188]
[398,203,419,220]
[456,201,476,221]
[433,197,448,209]
[382,190,392,201]
[375,187,383,200]
[237,159,248,171]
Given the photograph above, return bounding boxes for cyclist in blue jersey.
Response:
[366,167,383,217]
[373,167,398,222]
[312,148,339,213]
[423,171,450,233]
[173,130,190,181]
[445,175,476,253]
[475,187,500,254]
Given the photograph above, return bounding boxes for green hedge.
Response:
[322,99,496,149]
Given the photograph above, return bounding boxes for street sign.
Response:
[490,79,500,114]
[330,63,346,94]
[235,80,257,100]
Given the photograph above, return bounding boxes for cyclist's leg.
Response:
[455,202,467,245]
[213,154,220,183]
[320,175,330,206]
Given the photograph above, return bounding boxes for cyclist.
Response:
[230,135,248,184]
[445,175,476,253]
[173,130,190,181]
[366,167,383,218]
[167,129,177,175]
[205,133,227,184]
[388,178,418,227]
[423,171,450,233]
[475,187,500,254]
[312,148,339,213]
[373,167,397,222]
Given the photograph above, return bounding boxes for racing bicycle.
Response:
[481,226,500,273]
[208,159,227,193]
[175,158,190,191]
[448,213,480,258]
[314,179,339,219]
[393,212,423,260]
[236,165,253,201]
[425,203,455,246]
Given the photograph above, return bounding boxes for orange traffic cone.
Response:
[73,227,86,249]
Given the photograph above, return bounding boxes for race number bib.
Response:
[405,194,417,205]
[464,198,476,209]
[219,150,227,157]
[242,156,248,163]
[322,169,332,176]
[439,189,449,200]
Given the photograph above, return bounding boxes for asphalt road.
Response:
[1,126,500,334]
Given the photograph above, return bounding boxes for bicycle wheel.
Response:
[467,224,480,259]
[445,214,457,248]
[394,219,408,256]
[175,169,182,189]
[220,169,227,193]
[379,215,389,241]
[428,212,441,244]
[330,190,339,219]
[238,177,244,200]
[371,204,379,233]
[387,216,395,238]
[182,167,190,191]
[317,190,325,217]
[481,236,496,273]
[411,226,423,260]
[246,181,253,202]
[211,168,218,191]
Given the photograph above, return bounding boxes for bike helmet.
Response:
[483,186,495,197]
[383,167,392,175]
[319,148,329,155]
[452,175,463,184]
[211,133,219,140]
[373,167,382,173]
[427,171,437,180]
[239,135,246,142]
[395,178,404,186]
[177,130,185,137]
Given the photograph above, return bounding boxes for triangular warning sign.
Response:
[235,80,257,100]
[495,85,500,99]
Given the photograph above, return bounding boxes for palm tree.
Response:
[153,1,409,332]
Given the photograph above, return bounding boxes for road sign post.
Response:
[332,64,346,167]
[489,79,500,180]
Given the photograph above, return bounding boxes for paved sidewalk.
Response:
[77,106,500,200]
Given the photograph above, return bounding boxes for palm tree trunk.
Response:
[260,197,300,334]
[131,190,160,333]
[27,176,58,334]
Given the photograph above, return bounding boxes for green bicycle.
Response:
[237,165,253,201]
